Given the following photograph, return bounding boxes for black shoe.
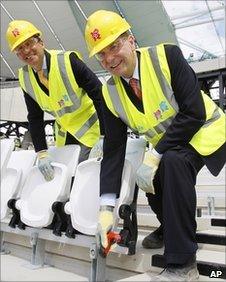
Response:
[142,226,163,249]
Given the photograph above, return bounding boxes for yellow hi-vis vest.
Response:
[102,44,225,156]
[18,50,100,147]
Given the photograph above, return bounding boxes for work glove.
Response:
[136,149,161,194]
[96,205,114,251]
[37,150,54,181]
[89,138,103,159]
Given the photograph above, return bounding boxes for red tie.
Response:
[129,78,142,100]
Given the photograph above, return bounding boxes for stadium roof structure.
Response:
[0,0,225,81]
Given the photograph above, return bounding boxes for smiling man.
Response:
[6,20,104,181]
[85,10,226,281]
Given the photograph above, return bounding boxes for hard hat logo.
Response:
[91,29,101,41]
[12,28,20,37]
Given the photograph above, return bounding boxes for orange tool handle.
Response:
[103,231,121,256]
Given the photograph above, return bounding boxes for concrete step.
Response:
[211,218,226,227]
[1,212,225,281]
[138,227,226,253]
[117,271,224,281]
[2,226,226,281]
[196,229,226,246]
[152,250,226,279]
[137,191,226,209]
[1,254,88,281]
[135,213,214,231]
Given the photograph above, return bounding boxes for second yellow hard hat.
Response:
[85,10,131,57]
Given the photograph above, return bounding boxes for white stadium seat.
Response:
[1,150,36,221]
[65,138,146,235]
[0,138,15,175]
[15,145,80,228]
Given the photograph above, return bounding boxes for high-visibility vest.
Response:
[102,44,225,156]
[19,50,100,147]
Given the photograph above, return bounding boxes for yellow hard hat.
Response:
[85,10,131,57]
[6,20,42,52]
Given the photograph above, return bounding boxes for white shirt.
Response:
[34,54,47,76]
[123,56,139,83]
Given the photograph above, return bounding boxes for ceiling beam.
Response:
[113,0,139,47]
[32,0,65,51]
[205,0,224,53]
[175,16,224,29]
[178,37,217,58]
[0,2,14,20]
[171,6,224,22]
[0,53,16,78]
[72,0,88,20]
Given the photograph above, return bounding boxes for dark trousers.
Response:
[146,146,204,265]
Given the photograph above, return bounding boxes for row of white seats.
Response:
[2,138,224,235]
[1,138,146,236]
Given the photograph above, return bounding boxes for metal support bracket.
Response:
[118,184,139,255]
[23,232,46,269]
[207,196,215,216]
[89,243,106,282]
[0,231,10,255]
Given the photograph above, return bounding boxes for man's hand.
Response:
[136,149,161,193]
[37,150,54,181]
[96,205,114,251]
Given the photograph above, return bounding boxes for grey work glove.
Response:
[37,150,54,181]
[89,138,103,159]
[136,149,161,194]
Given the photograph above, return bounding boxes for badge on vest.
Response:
[154,101,169,120]
[57,95,69,107]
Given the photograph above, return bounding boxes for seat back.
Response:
[196,165,225,187]
[124,138,147,172]
[65,138,146,235]
[48,145,81,196]
[48,145,80,177]
[16,163,68,227]
[0,138,15,175]
[10,150,37,193]
[1,150,36,220]
[65,158,133,235]
[15,145,80,228]
[89,137,146,172]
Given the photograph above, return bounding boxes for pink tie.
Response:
[129,78,142,100]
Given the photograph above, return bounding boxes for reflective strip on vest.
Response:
[57,123,66,137]
[203,105,221,128]
[106,46,180,138]
[107,81,159,138]
[148,46,179,112]
[148,46,221,132]
[75,112,98,139]
[22,66,56,117]
[154,118,172,134]
[107,78,132,126]
[23,66,38,101]
[107,69,175,138]
[56,53,82,117]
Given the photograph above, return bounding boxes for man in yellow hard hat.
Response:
[85,10,226,281]
[6,20,104,181]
